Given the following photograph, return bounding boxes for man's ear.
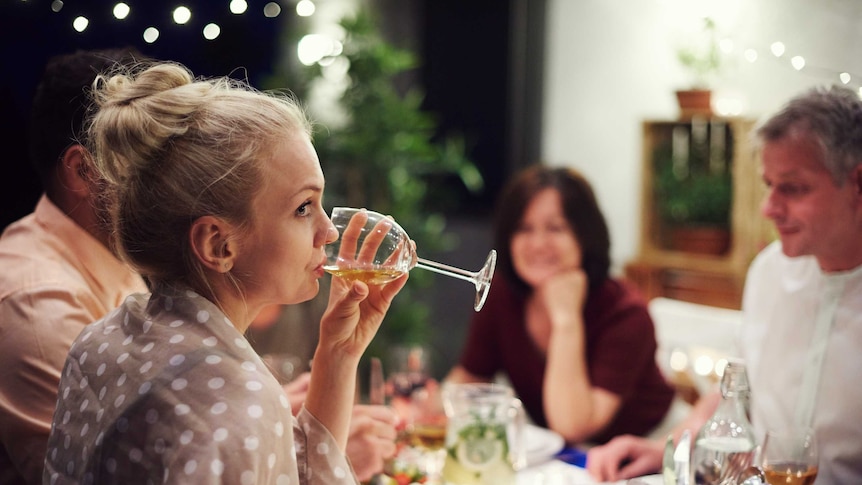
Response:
[189,216,237,273]
[57,145,90,196]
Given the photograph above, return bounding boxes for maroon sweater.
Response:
[458,275,674,444]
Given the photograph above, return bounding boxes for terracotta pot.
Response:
[675,89,712,118]
[669,225,730,255]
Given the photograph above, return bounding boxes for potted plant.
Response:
[653,138,732,255]
[675,17,723,118]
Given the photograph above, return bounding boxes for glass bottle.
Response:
[691,360,757,485]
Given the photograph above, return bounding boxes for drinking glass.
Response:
[324,207,497,311]
[760,428,818,485]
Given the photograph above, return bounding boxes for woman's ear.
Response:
[189,216,237,273]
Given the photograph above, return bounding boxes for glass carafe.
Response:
[691,360,757,485]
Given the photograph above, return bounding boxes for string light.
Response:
[72,16,88,32]
[113,3,130,20]
[172,6,191,25]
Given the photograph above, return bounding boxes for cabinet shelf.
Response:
[625,117,773,309]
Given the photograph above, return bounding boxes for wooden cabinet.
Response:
[625,118,774,309]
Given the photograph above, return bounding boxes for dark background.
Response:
[0,0,546,376]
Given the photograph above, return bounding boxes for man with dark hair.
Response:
[0,48,149,484]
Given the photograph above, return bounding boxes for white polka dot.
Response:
[241,470,255,485]
[244,436,259,451]
[154,438,166,454]
[143,320,153,333]
[50,473,59,485]
[276,475,291,485]
[63,386,70,399]
[186,290,197,298]
[171,378,188,391]
[80,423,89,437]
[81,331,92,342]
[205,354,221,363]
[169,335,185,344]
[123,335,133,346]
[62,411,71,424]
[79,399,89,412]
[213,428,228,442]
[274,421,284,437]
[208,377,225,390]
[241,361,256,372]
[142,342,155,353]
[246,381,263,391]
[279,394,289,409]
[116,353,129,364]
[129,448,142,463]
[99,387,107,401]
[139,381,152,395]
[211,459,224,475]
[79,377,89,391]
[210,402,228,415]
[203,337,218,347]
[170,354,185,366]
[247,405,263,418]
[164,297,173,310]
[146,409,159,424]
[65,460,74,474]
[98,342,109,354]
[95,431,104,446]
[316,442,330,455]
[103,325,117,335]
[268,453,276,469]
[116,373,127,387]
[96,409,105,423]
[63,434,71,449]
[197,310,210,323]
[114,394,125,408]
[79,351,88,365]
[105,458,117,473]
[334,466,346,479]
[184,460,197,475]
[180,430,194,445]
[234,338,249,349]
[97,363,106,376]
[51,448,57,461]
[169,319,184,328]
[139,361,153,374]
[124,313,130,325]
[175,404,191,415]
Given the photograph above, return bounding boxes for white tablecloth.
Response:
[517,460,662,485]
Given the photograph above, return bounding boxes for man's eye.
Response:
[778,184,805,196]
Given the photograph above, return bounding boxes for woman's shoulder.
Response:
[586,277,652,329]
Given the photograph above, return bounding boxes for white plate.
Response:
[524,424,565,466]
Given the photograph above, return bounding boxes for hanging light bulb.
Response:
[770,41,786,57]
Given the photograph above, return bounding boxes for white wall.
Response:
[542,0,862,274]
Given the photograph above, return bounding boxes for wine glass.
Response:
[760,428,818,485]
[324,207,497,311]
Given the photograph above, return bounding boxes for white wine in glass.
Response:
[324,207,496,311]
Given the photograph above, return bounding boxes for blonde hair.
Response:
[87,62,312,297]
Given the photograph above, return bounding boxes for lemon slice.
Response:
[455,437,505,471]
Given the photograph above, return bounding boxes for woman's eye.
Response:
[296,201,312,216]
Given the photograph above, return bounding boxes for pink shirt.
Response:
[0,196,147,484]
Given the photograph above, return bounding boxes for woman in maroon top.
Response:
[447,166,674,445]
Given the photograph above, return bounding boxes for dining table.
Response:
[516,458,663,485]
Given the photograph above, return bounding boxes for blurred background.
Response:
[2,0,861,379]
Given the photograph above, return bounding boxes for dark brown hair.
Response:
[494,165,611,296]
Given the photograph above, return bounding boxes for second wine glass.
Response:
[323,207,496,311]
[760,428,818,485]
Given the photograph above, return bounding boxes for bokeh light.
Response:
[173,6,191,24]
[203,23,220,40]
[72,16,88,32]
[229,0,247,15]
[113,3,130,20]
[143,27,159,43]
[296,0,315,17]
[263,2,281,18]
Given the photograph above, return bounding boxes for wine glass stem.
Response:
[415,257,476,285]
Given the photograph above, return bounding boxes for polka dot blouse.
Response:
[43,285,357,484]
